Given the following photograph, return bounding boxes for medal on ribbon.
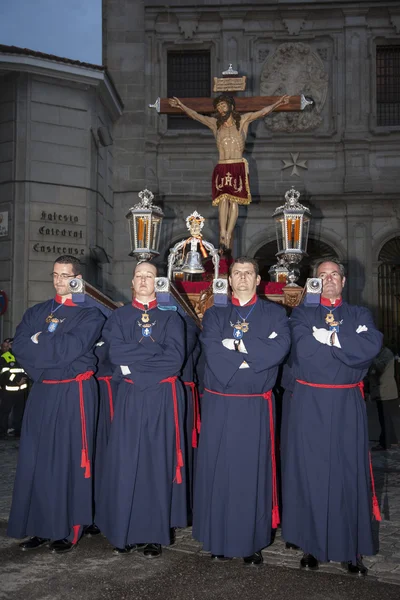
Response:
[324,310,342,333]
[47,318,60,333]
[137,311,156,341]
[230,303,256,341]
[232,323,243,339]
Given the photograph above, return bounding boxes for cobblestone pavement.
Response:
[1,424,400,586]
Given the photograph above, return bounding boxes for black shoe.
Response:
[300,553,319,570]
[243,551,263,566]
[346,556,368,576]
[211,554,231,562]
[49,538,76,554]
[143,543,162,558]
[83,524,101,537]
[371,444,389,452]
[113,543,146,555]
[286,542,300,550]
[19,536,49,551]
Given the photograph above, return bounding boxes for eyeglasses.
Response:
[50,273,75,280]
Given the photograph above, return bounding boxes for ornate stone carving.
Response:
[177,13,199,40]
[258,49,269,62]
[260,42,328,133]
[282,16,307,36]
[317,48,328,61]
[389,10,400,35]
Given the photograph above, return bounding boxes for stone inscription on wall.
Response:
[30,206,87,258]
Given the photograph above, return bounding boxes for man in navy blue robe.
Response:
[96,261,187,557]
[193,257,290,565]
[8,255,105,553]
[282,259,383,575]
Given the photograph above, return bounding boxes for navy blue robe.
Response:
[93,340,118,505]
[180,312,201,511]
[7,299,105,541]
[96,303,188,548]
[281,302,383,564]
[193,298,290,557]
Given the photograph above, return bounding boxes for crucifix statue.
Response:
[150,66,313,250]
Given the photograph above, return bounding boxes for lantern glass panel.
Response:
[275,217,284,252]
[301,217,310,253]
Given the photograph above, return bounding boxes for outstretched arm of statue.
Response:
[168,97,216,132]
[243,94,290,124]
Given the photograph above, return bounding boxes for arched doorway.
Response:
[378,237,400,350]
[254,238,339,285]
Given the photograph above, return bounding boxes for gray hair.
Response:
[312,257,345,279]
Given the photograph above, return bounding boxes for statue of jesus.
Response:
[168,93,290,248]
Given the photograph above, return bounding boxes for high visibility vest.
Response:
[0,352,28,391]
[1,351,15,363]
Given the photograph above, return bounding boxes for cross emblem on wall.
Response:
[282,153,308,177]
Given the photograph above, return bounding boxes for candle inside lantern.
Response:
[294,218,300,245]
[137,218,144,246]
[287,218,292,243]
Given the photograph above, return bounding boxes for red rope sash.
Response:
[124,376,184,485]
[296,379,381,521]
[98,376,114,422]
[42,370,94,479]
[184,381,201,448]
[204,387,280,529]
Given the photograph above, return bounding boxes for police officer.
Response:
[0,338,29,438]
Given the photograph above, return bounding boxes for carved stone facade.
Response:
[260,42,328,133]
[103,0,400,340]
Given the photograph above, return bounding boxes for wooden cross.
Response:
[149,94,312,115]
[148,68,313,253]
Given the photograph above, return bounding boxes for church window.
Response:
[167,50,211,129]
[376,45,400,126]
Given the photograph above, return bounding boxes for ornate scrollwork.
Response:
[260,42,328,132]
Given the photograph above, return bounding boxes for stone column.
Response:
[103,0,146,300]
[343,9,372,193]
[346,200,373,307]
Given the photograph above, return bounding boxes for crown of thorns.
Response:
[213,95,236,109]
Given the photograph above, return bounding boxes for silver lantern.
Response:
[126,189,164,261]
[272,187,311,285]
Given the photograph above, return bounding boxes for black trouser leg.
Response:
[378,399,399,447]
[11,391,26,436]
[0,393,14,436]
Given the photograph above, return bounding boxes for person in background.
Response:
[369,345,400,451]
[0,338,29,439]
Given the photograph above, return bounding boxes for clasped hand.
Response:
[312,326,333,346]
[222,338,248,353]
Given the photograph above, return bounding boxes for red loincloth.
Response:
[212,158,251,206]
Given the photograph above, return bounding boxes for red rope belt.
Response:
[42,370,94,479]
[97,376,114,422]
[204,387,279,529]
[296,379,381,522]
[124,376,184,485]
[184,381,201,448]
